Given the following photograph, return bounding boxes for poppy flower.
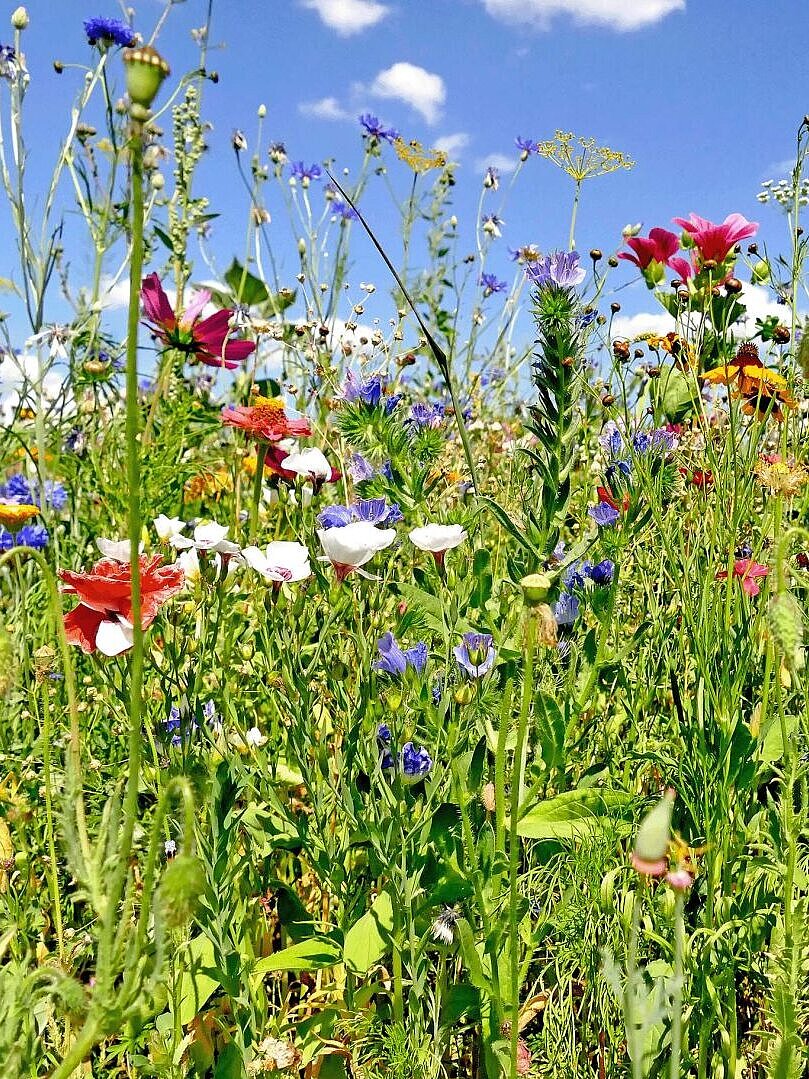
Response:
[221,395,312,443]
[141,273,255,369]
[716,558,769,597]
[60,555,185,655]
[702,342,796,420]
[673,212,758,265]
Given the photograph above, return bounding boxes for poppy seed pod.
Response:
[608,256,618,267]
[157,853,206,928]
[610,301,621,313]
[520,572,552,605]
[773,325,791,344]
[123,44,170,112]
[632,789,675,875]
[601,393,615,406]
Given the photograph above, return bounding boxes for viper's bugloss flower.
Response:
[342,370,383,407]
[480,272,508,295]
[221,395,312,442]
[289,161,322,184]
[587,559,615,586]
[142,273,256,370]
[454,631,495,678]
[400,741,433,784]
[374,631,428,677]
[716,557,769,597]
[15,523,49,550]
[553,590,580,626]
[673,212,758,265]
[377,723,392,744]
[409,402,444,429]
[84,16,135,48]
[348,453,375,483]
[60,555,184,656]
[525,250,586,289]
[359,113,399,143]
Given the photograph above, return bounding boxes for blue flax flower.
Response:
[454,632,496,679]
[354,498,403,527]
[374,632,428,677]
[400,742,433,784]
[84,16,135,47]
[317,504,354,529]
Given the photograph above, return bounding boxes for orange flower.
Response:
[703,342,796,420]
[221,395,312,443]
[0,503,39,529]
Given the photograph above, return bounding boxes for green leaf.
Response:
[343,890,394,974]
[214,1042,243,1079]
[455,917,492,994]
[223,259,269,307]
[175,934,219,1026]
[252,937,341,977]
[516,788,631,839]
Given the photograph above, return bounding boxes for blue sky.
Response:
[2,0,808,350]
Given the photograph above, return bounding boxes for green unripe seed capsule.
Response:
[158,854,205,928]
[123,44,170,111]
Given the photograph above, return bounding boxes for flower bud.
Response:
[257,103,266,118]
[631,789,674,876]
[453,683,474,706]
[11,7,28,29]
[520,572,551,605]
[157,853,205,928]
[123,44,170,112]
[751,259,770,284]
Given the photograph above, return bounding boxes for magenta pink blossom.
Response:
[672,213,758,265]
[618,227,680,271]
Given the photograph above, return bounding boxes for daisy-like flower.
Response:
[317,521,396,581]
[716,557,769,597]
[60,555,184,656]
[222,395,312,443]
[702,342,796,420]
[0,502,39,530]
[754,455,808,497]
[141,273,256,370]
[242,540,311,585]
[409,523,467,567]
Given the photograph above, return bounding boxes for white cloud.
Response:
[301,0,389,35]
[370,62,445,124]
[299,96,350,121]
[435,132,469,159]
[481,0,684,32]
[476,152,517,174]
[612,284,792,341]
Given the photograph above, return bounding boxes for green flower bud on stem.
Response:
[157,853,205,928]
[123,44,170,113]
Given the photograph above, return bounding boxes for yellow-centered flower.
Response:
[0,503,39,529]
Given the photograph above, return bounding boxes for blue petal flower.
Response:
[454,632,496,679]
[400,742,433,784]
[588,502,620,528]
[317,504,354,529]
[83,16,135,47]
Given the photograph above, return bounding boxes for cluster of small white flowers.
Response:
[757,176,809,207]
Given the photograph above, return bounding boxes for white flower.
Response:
[154,514,186,542]
[317,521,396,580]
[409,524,467,555]
[281,447,333,482]
[178,547,201,583]
[245,726,267,748]
[164,839,177,858]
[171,521,241,557]
[96,537,142,562]
[243,541,311,583]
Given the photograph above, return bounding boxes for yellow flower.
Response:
[536,130,634,182]
[393,138,447,174]
[0,503,39,529]
[184,469,229,500]
[754,457,808,497]
[644,332,697,368]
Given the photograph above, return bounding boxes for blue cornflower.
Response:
[83,16,136,47]
[525,250,586,289]
[576,309,597,328]
[483,166,500,189]
[41,480,68,511]
[554,591,580,626]
[16,523,49,550]
[587,559,615,586]
[290,161,322,184]
[317,504,354,529]
[480,272,508,295]
[377,723,392,744]
[65,428,86,455]
[348,453,375,483]
[515,136,536,157]
[454,632,496,679]
[2,474,32,503]
[359,113,399,143]
[374,632,428,677]
[400,742,433,784]
[479,367,506,388]
[331,199,358,221]
[0,529,13,551]
[588,502,620,528]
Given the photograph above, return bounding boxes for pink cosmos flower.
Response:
[672,213,758,265]
[618,227,680,271]
[141,273,256,370]
[716,558,769,597]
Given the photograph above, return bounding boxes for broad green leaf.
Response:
[252,937,341,977]
[343,890,394,974]
[214,1042,243,1079]
[175,934,219,1026]
[516,789,631,840]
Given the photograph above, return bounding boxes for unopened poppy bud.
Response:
[631,789,675,876]
[157,853,205,928]
[481,782,496,812]
[520,572,551,604]
[11,6,28,29]
[123,44,170,112]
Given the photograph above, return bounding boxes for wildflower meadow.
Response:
[1,3,808,1077]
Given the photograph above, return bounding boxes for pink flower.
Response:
[716,558,769,597]
[141,273,256,370]
[672,213,758,265]
[665,867,693,891]
[618,227,680,271]
[669,255,695,282]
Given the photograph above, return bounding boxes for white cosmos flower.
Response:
[154,514,186,542]
[96,537,143,562]
[409,524,467,554]
[317,521,396,580]
[281,447,333,481]
[242,541,311,583]
[170,521,241,557]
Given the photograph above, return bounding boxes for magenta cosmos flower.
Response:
[672,213,758,265]
[141,273,256,370]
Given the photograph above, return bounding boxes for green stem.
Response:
[508,611,536,1078]
[251,442,268,541]
[40,679,64,962]
[568,180,582,252]
[669,891,685,1079]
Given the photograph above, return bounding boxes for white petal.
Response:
[95,618,134,656]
